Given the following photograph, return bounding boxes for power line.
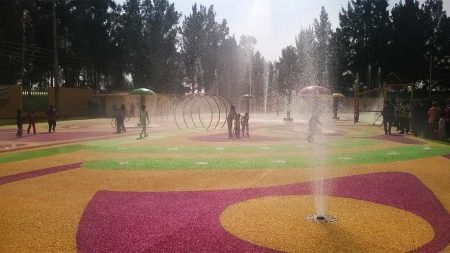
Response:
[0,49,168,79]
[0,39,53,53]
[0,38,184,82]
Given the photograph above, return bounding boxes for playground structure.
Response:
[353,81,413,125]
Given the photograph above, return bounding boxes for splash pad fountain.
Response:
[298,85,337,224]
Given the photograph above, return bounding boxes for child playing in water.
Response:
[234,113,241,139]
[241,112,249,138]
[307,114,321,143]
[139,104,150,139]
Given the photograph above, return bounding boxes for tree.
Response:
[216,35,239,98]
[338,0,391,88]
[277,45,298,94]
[180,4,206,92]
[313,6,332,86]
[237,35,257,96]
[122,0,144,87]
[140,0,181,92]
[295,28,315,89]
[251,51,266,108]
[391,0,425,83]
[0,0,53,86]
[421,0,450,90]
[181,4,232,94]
[329,28,352,93]
[61,0,119,88]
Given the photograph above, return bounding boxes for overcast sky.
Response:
[115,0,450,61]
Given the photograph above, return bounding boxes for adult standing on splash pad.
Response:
[382,100,394,135]
[116,104,126,133]
[227,105,236,139]
[138,104,150,139]
[46,105,57,133]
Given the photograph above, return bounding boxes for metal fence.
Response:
[22,88,48,112]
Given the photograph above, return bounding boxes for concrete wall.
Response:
[0,86,174,119]
[0,86,93,119]
[97,94,164,118]
[0,85,22,118]
[50,87,94,117]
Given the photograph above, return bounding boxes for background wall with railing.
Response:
[0,85,22,118]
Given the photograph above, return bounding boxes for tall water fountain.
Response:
[263,63,269,119]
[299,85,337,223]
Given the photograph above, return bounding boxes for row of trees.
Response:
[276,0,450,96]
[0,0,264,102]
[1,0,449,101]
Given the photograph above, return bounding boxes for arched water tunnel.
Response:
[173,94,232,131]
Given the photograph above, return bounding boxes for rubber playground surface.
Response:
[0,117,449,252]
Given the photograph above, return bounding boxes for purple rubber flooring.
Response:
[0,163,82,185]
[370,134,427,144]
[1,131,114,142]
[77,172,450,253]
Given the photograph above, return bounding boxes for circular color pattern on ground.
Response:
[220,195,434,252]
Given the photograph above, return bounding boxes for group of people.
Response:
[382,99,449,141]
[227,106,250,139]
[113,103,150,139]
[15,105,58,137]
[113,104,127,133]
[15,102,150,139]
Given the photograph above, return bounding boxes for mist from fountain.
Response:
[294,27,335,222]
[263,63,269,119]
[298,91,333,221]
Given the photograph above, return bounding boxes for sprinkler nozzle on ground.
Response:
[306,214,337,223]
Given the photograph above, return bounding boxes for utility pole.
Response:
[21,10,26,84]
[52,0,59,109]
[429,53,432,98]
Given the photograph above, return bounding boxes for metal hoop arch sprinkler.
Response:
[173,94,231,131]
